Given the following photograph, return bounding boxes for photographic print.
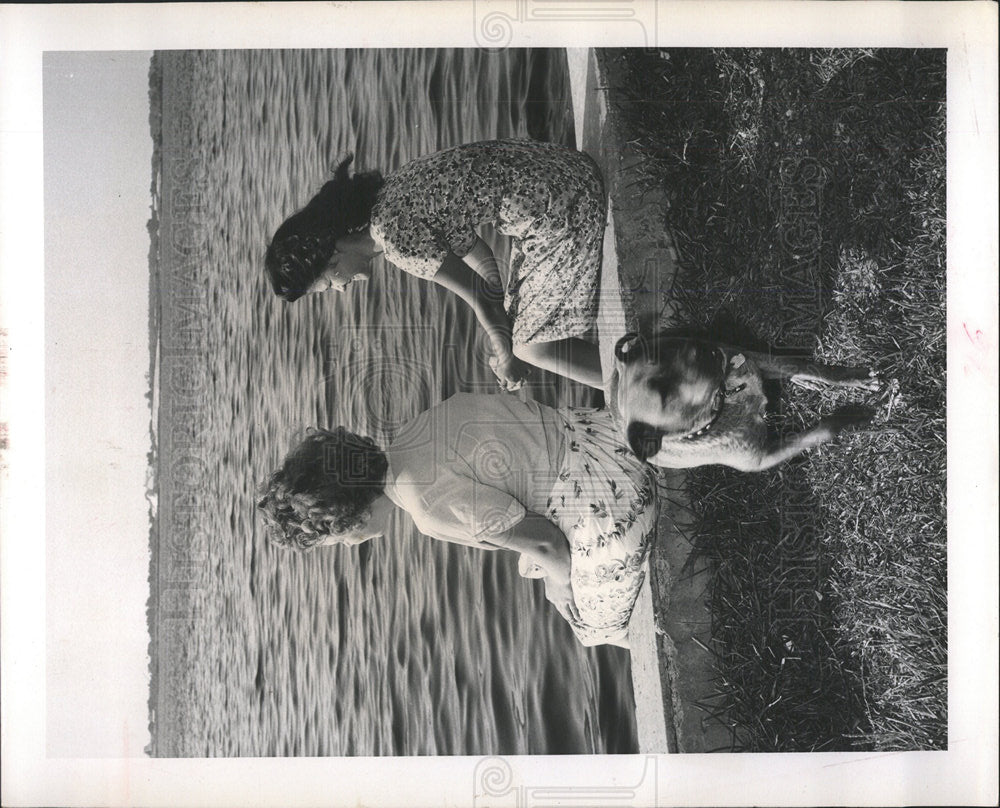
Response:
[2,3,997,807]
[138,42,949,757]
[145,46,638,757]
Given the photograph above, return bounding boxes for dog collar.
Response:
[680,391,724,441]
[679,380,747,441]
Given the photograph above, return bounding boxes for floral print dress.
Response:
[385,394,658,648]
[370,139,606,347]
[536,406,659,648]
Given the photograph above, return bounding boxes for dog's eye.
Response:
[615,333,642,364]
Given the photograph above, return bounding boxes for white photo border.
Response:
[1,2,997,806]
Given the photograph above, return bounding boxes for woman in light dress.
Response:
[265,139,606,390]
[258,393,658,648]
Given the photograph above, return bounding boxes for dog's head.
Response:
[614,333,729,461]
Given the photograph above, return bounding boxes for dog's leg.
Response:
[743,407,875,471]
[737,350,880,391]
[747,427,839,470]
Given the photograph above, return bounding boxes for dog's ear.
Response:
[626,421,665,461]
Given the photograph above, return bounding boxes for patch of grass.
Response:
[609,48,946,751]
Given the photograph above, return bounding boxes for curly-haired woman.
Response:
[257,393,658,648]
[264,139,606,391]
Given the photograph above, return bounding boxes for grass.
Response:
[607,48,946,751]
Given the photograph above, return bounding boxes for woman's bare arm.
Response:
[488,511,570,576]
[487,510,580,625]
[432,253,530,388]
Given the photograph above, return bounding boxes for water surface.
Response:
[149,48,637,756]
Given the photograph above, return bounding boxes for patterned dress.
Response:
[384,394,658,648]
[370,139,606,347]
[543,406,659,647]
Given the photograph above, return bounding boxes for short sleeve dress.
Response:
[369,140,606,347]
[383,393,658,648]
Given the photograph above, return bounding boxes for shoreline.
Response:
[145,50,162,756]
[145,51,213,756]
[568,47,731,754]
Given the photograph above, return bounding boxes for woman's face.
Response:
[307,242,373,294]
[317,494,394,547]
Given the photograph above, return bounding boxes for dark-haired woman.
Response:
[257,393,657,648]
[265,139,606,390]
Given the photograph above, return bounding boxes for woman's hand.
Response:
[531,520,581,627]
[433,255,525,389]
[543,572,582,628]
[489,352,531,392]
[487,511,581,627]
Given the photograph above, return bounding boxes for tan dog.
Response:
[610,332,880,471]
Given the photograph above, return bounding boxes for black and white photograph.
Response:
[1,2,997,806]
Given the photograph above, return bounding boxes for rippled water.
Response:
[150,48,637,756]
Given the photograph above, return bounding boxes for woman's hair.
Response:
[265,156,384,302]
[257,427,388,550]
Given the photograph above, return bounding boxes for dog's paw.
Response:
[857,369,882,392]
[830,365,881,391]
[796,364,882,391]
[820,406,877,436]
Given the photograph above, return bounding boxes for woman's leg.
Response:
[463,237,505,292]
[514,338,605,389]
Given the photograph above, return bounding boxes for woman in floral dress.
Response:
[258,393,658,648]
[265,140,606,390]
